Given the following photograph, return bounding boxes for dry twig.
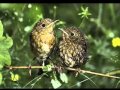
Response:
[5,65,120,79]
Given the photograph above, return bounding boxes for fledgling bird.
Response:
[30,18,58,67]
[59,26,87,68]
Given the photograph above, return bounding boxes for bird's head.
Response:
[34,18,59,34]
[59,27,84,42]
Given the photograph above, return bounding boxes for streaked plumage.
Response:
[59,26,87,68]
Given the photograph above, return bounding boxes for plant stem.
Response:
[79,18,85,28]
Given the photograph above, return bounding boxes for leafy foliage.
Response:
[60,73,68,84]
[0,20,13,85]
[51,78,62,89]
[0,20,13,66]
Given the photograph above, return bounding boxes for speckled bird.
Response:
[59,26,87,68]
[30,18,58,66]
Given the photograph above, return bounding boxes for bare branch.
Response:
[5,65,120,79]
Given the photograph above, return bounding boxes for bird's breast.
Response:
[32,31,55,53]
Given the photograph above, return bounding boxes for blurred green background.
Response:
[0,3,120,88]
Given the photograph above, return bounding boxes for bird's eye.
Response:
[71,32,74,36]
[41,24,45,27]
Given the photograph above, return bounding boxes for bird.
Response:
[30,18,58,67]
[58,26,87,69]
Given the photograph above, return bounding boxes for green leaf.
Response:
[0,20,3,38]
[76,82,81,87]
[78,6,91,19]
[0,50,11,65]
[56,20,66,26]
[51,79,62,89]
[81,6,84,11]
[60,73,68,83]
[0,35,13,50]
[42,64,53,72]
[10,72,20,81]
[0,72,2,85]
[0,21,13,66]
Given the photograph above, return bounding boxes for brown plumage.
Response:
[30,18,58,66]
[59,26,87,68]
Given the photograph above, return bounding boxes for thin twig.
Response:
[69,76,96,88]
[79,18,85,28]
[6,66,43,69]
[81,74,98,87]
[23,76,40,88]
[66,67,120,79]
[5,66,120,79]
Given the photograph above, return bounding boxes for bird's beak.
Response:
[53,20,59,24]
[58,28,69,37]
[47,20,59,28]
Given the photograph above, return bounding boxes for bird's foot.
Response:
[28,64,32,76]
[42,61,45,66]
[54,65,64,73]
[75,68,81,77]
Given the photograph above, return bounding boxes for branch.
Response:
[65,67,120,79]
[5,65,120,79]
